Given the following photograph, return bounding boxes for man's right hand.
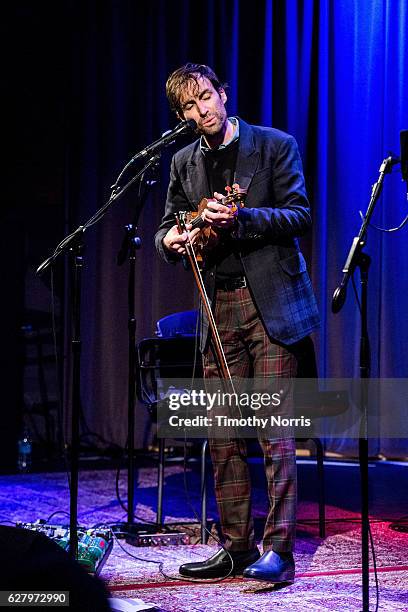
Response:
[162,225,200,255]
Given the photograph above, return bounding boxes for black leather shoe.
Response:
[243,551,295,583]
[179,547,260,578]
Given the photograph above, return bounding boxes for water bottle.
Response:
[17,429,32,473]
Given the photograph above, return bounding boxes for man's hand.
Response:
[162,224,200,255]
[201,192,238,229]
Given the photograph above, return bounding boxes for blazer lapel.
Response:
[184,144,209,210]
[233,119,260,194]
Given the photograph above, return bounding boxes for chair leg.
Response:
[200,440,208,544]
[312,437,326,538]
[157,438,165,528]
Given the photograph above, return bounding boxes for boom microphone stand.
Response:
[332,155,398,611]
[36,120,195,559]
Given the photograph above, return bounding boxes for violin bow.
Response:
[174,212,237,394]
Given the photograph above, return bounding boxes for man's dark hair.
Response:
[166,63,227,116]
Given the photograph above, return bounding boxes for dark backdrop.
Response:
[4,1,407,459]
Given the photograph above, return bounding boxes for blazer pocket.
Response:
[278,252,307,276]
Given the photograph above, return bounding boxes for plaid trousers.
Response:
[203,286,298,553]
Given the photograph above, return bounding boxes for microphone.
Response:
[400,130,408,183]
[132,119,197,161]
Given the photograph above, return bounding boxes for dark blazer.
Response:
[155,119,320,350]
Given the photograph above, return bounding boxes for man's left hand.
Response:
[202,192,237,229]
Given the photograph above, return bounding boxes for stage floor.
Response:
[1,459,407,611]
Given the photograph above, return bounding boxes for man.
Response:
[155,63,319,582]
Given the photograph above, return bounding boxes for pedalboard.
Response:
[15,520,113,575]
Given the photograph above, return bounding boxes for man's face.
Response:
[178,76,228,138]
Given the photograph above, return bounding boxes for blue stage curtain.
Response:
[59,1,407,455]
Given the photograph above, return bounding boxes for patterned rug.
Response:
[1,465,407,611]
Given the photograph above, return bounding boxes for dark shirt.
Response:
[203,139,245,280]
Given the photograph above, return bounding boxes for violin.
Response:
[176,183,247,267]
